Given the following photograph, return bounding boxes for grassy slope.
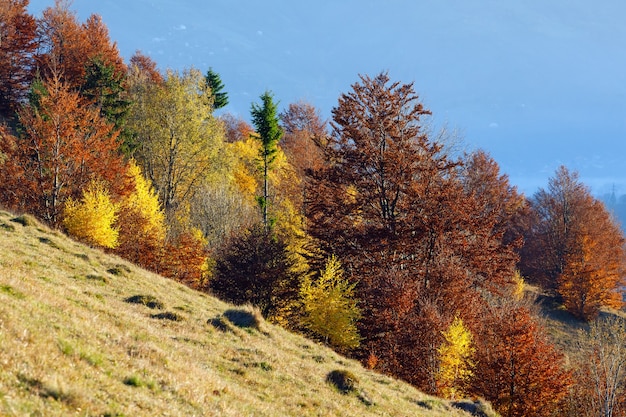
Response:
[532,286,626,353]
[0,211,484,417]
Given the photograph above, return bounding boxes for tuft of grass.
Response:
[452,399,499,417]
[75,253,90,261]
[85,274,108,283]
[107,264,131,276]
[11,214,40,227]
[0,222,15,232]
[326,369,359,394]
[122,374,156,390]
[251,361,273,372]
[208,316,232,332]
[124,294,164,309]
[38,236,61,249]
[150,311,183,322]
[223,306,264,330]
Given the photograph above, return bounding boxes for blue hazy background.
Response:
[28,0,626,198]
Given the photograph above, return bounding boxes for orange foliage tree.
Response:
[471,297,572,417]
[159,230,209,289]
[520,166,626,320]
[0,74,125,226]
[36,1,125,90]
[279,100,327,177]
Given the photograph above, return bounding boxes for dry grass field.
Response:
[0,210,492,417]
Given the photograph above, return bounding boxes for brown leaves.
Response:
[0,0,38,116]
[0,76,125,225]
[520,166,626,320]
[471,298,572,417]
[305,72,529,398]
[36,1,125,90]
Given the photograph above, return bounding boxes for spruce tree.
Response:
[205,67,228,109]
[251,91,283,230]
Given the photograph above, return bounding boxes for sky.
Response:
[27,0,626,197]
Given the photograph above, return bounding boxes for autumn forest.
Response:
[2,1,626,416]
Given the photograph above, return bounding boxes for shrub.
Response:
[210,225,301,321]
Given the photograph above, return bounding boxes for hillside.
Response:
[0,210,493,417]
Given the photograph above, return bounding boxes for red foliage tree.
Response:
[0,0,38,118]
[220,112,254,143]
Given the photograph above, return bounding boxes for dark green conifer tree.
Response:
[205,67,229,109]
[251,90,283,230]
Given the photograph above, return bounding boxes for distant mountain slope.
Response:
[0,210,491,417]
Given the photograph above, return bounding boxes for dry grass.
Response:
[0,211,479,417]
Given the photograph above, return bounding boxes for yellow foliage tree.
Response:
[512,270,526,301]
[300,255,361,350]
[116,160,167,270]
[121,160,166,239]
[437,316,476,399]
[127,68,225,229]
[63,180,118,248]
[228,137,261,203]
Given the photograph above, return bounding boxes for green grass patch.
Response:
[80,350,105,367]
[0,284,25,299]
[57,338,76,356]
[123,374,157,390]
